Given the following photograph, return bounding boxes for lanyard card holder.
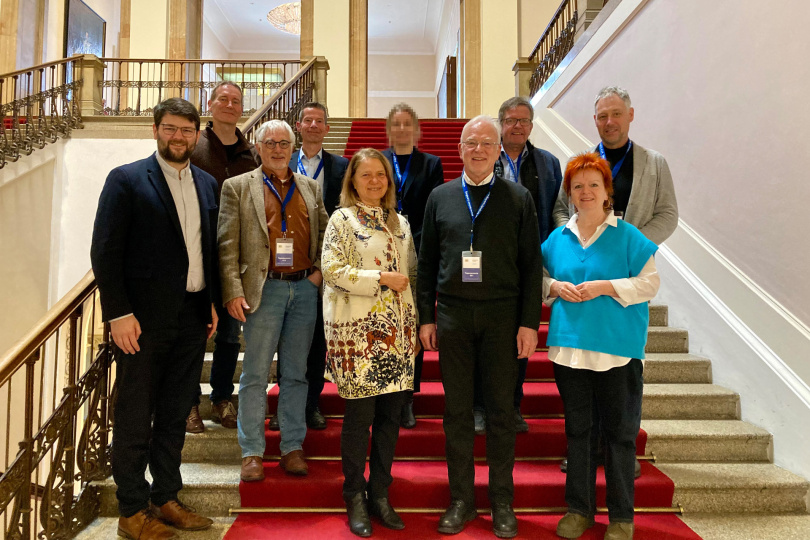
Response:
[276,238,294,267]
[462,251,482,282]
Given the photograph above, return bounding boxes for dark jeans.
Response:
[112,292,208,517]
[341,391,407,501]
[209,303,242,404]
[553,359,643,522]
[474,357,526,411]
[437,297,519,506]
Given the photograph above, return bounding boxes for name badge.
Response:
[462,250,482,282]
[276,238,294,267]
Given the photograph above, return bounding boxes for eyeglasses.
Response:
[260,139,292,149]
[503,118,532,127]
[461,139,499,150]
[160,124,197,138]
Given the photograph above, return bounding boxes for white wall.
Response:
[83,0,121,57]
[532,0,810,479]
[369,53,437,119]
[201,17,228,59]
[518,0,561,58]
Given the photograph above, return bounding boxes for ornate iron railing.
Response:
[98,58,303,117]
[241,57,317,143]
[0,58,83,170]
[0,271,114,540]
[528,0,579,96]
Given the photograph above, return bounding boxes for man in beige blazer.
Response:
[218,119,329,482]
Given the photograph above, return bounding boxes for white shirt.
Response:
[499,145,529,183]
[155,151,205,292]
[298,148,324,192]
[543,212,660,371]
[462,171,494,186]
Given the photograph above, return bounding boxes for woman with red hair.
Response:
[541,152,660,540]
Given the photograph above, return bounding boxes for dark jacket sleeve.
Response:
[90,167,134,321]
[517,190,544,329]
[417,192,440,324]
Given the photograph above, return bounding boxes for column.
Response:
[313,0,349,117]
[348,0,367,117]
[0,0,20,73]
[460,0,481,117]
[300,0,314,60]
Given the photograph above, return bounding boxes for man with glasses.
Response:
[418,116,543,538]
[185,81,259,434]
[91,97,218,538]
[473,96,562,435]
[218,119,328,482]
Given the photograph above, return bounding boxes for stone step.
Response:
[193,383,740,421]
[74,517,236,540]
[645,326,688,353]
[93,462,809,517]
[656,463,809,514]
[198,351,710,385]
[641,419,772,462]
[681,513,810,540]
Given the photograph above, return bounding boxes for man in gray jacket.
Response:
[553,86,678,244]
[218,119,329,482]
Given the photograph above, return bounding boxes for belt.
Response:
[267,268,312,281]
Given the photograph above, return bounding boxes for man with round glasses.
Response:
[217,119,329,482]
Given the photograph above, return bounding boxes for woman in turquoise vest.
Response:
[542,153,659,540]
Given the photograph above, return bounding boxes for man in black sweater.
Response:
[418,116,543,538]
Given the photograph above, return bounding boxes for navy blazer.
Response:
[382,148,444,253]
[91,153,220,330]
[495,140,562,243]
[289,149,349,217]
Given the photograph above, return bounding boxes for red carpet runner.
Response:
[227,286,702,538]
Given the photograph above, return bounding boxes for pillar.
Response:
[0,0,20,73]
[300,0,314,60]
[348,0,367,117]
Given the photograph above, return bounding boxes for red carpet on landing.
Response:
[224,120,703,538]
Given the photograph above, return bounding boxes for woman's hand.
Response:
[552,281,583,303]
[379,271,409,292]
[576,280,616,301]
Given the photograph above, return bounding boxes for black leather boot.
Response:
[368,496,404,530]
[345,492,372,537]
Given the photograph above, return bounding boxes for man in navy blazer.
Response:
[284,102,349,430]
[473,96,563,434]
[91,98,219,539]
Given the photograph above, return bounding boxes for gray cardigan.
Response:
[552,143,678,245]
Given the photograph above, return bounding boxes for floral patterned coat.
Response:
[321,204,418,399]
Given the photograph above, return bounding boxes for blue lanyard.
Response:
[391,151,413,212]
[297,151,324,180]
[501,149,523,183]
[598,141,633,179]
[461,172,494,250]
[263,173,296,234]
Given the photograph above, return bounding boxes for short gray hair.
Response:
[594,86,632,112]
[460,115,501,143]
[498,96,533,124]
[255,119,295,143]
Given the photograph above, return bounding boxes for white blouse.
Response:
[543,212,660,371]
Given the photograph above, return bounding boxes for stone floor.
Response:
[681,513,810,540]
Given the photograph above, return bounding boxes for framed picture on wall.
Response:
[64,0,106,58]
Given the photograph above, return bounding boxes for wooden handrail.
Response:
[529,0,576,62]
[0,270,96,386]
[0,57,79,80]
[240,56,317,137]
[98,57,301,64]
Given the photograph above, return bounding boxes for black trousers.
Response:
[194,301,241,405]
[112,292,208,517]
[473,357,527,411]
[437,297,519,506]
[341,391,407,501]
[553,359,643,522]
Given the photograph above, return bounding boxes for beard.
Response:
[158,138,195,164]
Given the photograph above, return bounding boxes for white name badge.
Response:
[462,250,482,282]
[276,238,294,267]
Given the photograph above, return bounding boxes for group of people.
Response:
[90,83,677,540]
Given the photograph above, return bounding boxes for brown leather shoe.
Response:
[153,500,213,531]
[211,400,237,429]
[185,405,204,434]
[280,449,308,476]
[241,456,265,482]
[118,508,178,540]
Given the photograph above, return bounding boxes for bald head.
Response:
[460,115,500,143]
[458,116,501,184]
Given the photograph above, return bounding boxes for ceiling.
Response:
[204,0,448,55]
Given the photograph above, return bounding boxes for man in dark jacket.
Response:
[186,81,259,433]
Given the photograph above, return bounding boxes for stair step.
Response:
[656,463,809,513]
[641,419,772,462]
[73,517,236,539]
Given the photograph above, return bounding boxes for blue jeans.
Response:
[237,278,318,458]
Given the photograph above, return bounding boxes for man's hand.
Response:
[516,326,538,359]
[111,314,141,354]
[420,323,438,351]
[207,304,219,339]
[576,280,615,301]
[307,269,323,287]
[226,297,250,322]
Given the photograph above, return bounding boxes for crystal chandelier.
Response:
[267,2,302,35]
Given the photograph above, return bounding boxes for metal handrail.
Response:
[527,0,579,96]
[529,0,576,62]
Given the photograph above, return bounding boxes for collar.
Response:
[300,147,323,161]
[154,151,192,181]
[263,167,294,184]
[500,144,529,160]
[565,210,618,234]
[462,171,495,186]
[356,202,385,217]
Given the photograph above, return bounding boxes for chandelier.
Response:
[267,2,301,35]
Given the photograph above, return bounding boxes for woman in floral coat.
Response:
[321,147,419,537]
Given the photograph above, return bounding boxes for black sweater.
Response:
[417,176,543,329]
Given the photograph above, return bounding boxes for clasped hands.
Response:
[552,280,612,303]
